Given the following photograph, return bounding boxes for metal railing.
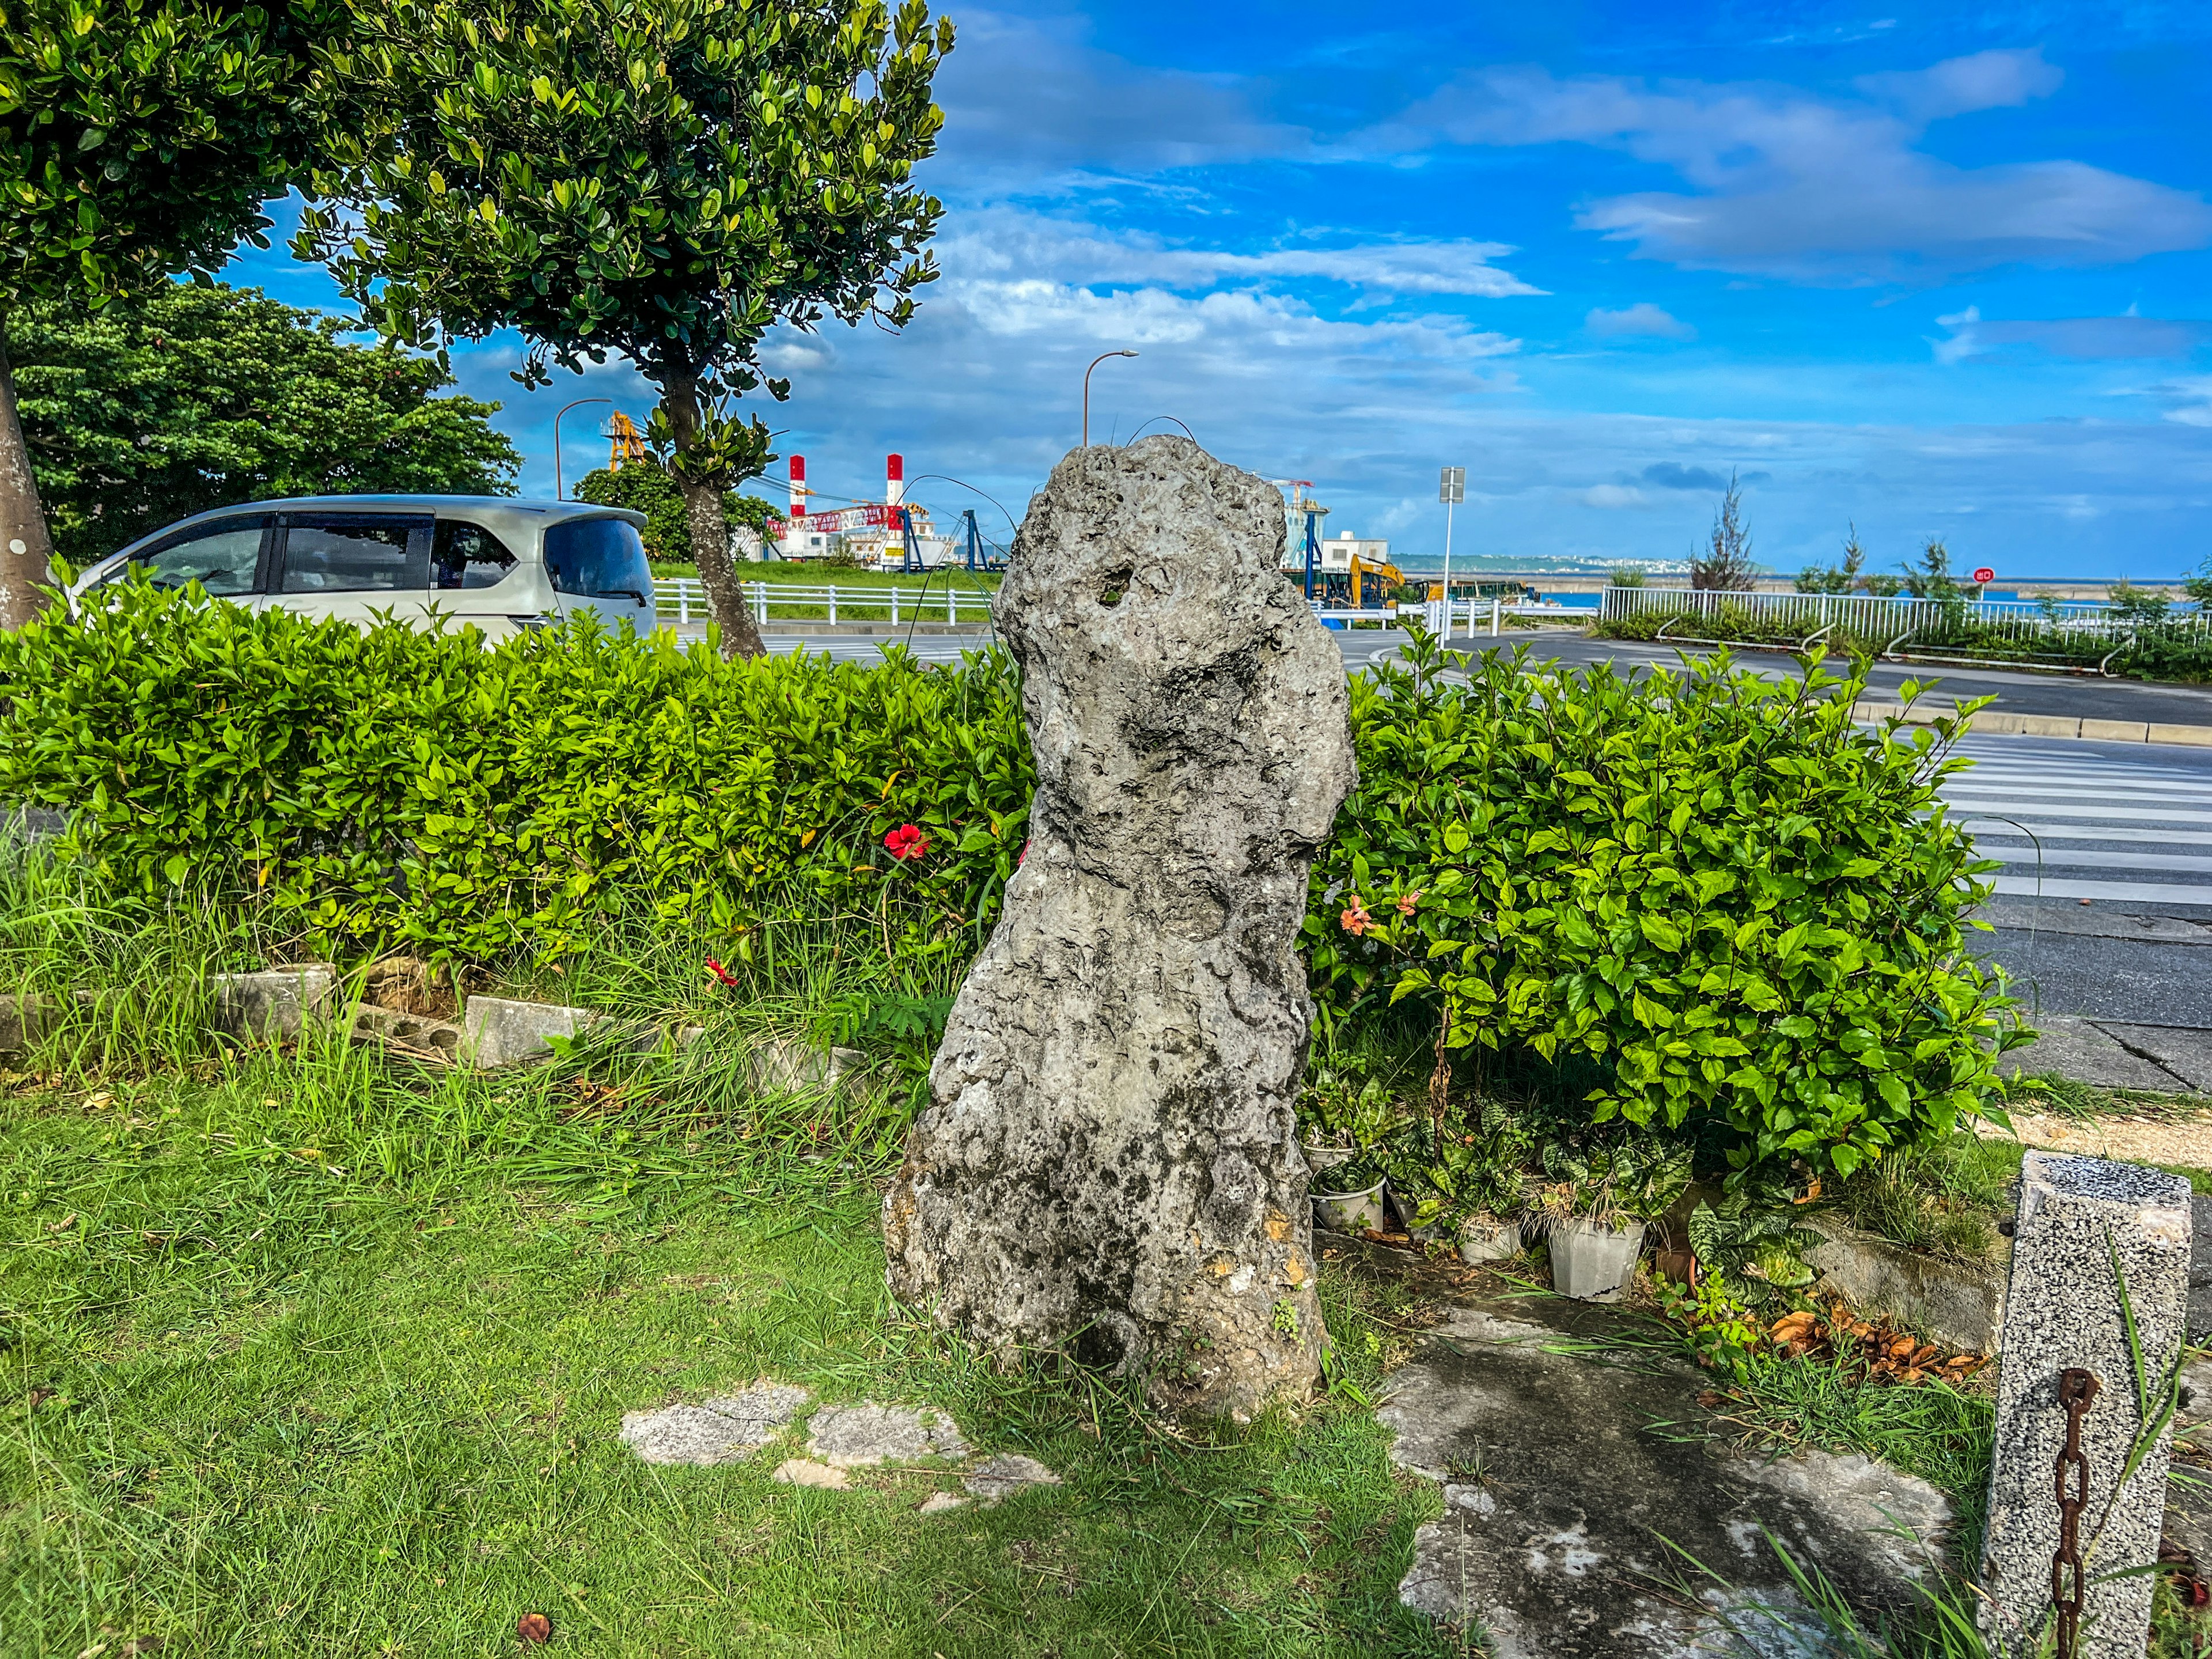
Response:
[1598,585,2212,672]
[656,578,993,627]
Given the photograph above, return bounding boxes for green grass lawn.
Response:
[2,1040,1462,1658]
[649,562,1003,625]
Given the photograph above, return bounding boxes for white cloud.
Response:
[1369,54,2212,283]
[930,10,1306,181]
[2153,376,2212,427]
[1586,302,1696,339]
[1583,484,1650,508]
[1933,305,2206,363]
[938,210,1543,299]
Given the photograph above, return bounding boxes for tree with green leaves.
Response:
[573,456,781,565]
[298,0,953,657]
[11,281,518,566]
[0,0,347,625]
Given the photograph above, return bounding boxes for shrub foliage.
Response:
[0,582,1031,964]
[0,594,2018,1176]
[1304,635,2021,1179]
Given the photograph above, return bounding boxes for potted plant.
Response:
[1312,1154,1389,1234]
[1383,1096,1532,1264]
[1535,1135,1693,1301]
[1296,1064,1407,1182]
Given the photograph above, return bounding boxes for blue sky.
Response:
[229,0,2212,579]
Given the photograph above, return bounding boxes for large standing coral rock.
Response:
[882,437,1357,1416]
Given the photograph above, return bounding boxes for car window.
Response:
[433,520,517,590]
[134,517,268,596]
[280,516,430,593]
[543,517,651,603]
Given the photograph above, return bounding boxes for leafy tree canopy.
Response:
[294,0,952,654]
[0,0,347,306]
[13,281,518,565]
[574,457,781,562]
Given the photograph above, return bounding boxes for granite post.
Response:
[881,437,1357,1419]
[1980,1152,2192,1658]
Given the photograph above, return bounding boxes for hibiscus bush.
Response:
[1302,633,2025,1181]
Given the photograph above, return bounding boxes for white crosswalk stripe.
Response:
[1936,734,2212,909]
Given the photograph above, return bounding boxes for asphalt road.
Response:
[704,621,2212,1029]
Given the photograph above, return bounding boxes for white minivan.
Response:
[66,496,656,640]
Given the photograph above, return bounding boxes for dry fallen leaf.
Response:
[517,1612,552,1645]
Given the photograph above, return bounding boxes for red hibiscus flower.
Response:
[704,956,740,988]
[1396,890,1423,916]
[884,823,931,861]
[1340,899,1372,937]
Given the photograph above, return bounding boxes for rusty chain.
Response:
[2052,1368,2101,1659]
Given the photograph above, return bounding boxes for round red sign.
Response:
[1972,567,1995,585]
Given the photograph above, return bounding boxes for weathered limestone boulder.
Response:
[882,437,1356,1417]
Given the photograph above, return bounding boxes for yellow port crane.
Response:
[606,410,648,469]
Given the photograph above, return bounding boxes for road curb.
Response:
[1854,700,2212,748]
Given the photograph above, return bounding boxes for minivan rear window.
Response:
[543,517,652,604]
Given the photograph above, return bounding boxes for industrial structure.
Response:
[772,453,961,569]
[1274,480,1404,609]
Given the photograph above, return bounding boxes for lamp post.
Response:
[1438,465,1465,639]
[553,397,611,499]
[1082,351,1139,448]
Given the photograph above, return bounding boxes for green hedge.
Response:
[0,589,2020,1177]
[1303,635,2022,1180]
[0,581,1032,963]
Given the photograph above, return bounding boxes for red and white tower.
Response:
[885,453,904,513]
[788,454,807,518]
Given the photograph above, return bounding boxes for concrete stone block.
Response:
[1805,1217,2007,1355]
[0,993,55,1054]
[1976,711,2029,736]
[214,965,336,1041]
[748,1036,871,1096]
[2192,1196,2212,1344]
[1980,1152,2192,1658]
[2014,714,2084,740]
[460,995,602,1069]
[2081,719,2150,744]
[350,1002,467,1063]
[2149,723,2212,749]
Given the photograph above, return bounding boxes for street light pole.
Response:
[1439,465,1465,639]
[553,397,611,499]
[1082,351,1139,448]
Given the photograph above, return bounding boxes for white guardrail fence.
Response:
[656,579,990,627]
[1598,585,2212,669]
[654,582,1588,633]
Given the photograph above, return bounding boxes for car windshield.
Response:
[543,517,651,603]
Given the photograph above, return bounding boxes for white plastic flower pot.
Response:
[1456,1215,1523,1265]
[1300,1139,1355,1177]
[1550,1217,1646,1300]
[1313,1179,1387,1234]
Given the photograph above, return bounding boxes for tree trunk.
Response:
[0,317,55,631]
[658,368,766,660]
[882,438,1358,1419]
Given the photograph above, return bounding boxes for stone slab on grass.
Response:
[771,1459,850,1490]
[463,995,603,1069]
[1802,1216,2006,1355]
[1381,1297,1952,1654]
[214,965,336,1041]
[963,1455,1061,1502]
[1999,1014,2192,1092]
[806,1402,971,1467]
[618,1381,812,1466]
